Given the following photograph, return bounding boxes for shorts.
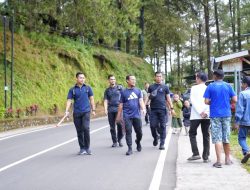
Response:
[210,117,231,144]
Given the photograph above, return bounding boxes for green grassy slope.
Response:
[0,32,154,114]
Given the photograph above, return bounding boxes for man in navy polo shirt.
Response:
[65,72,96,155]
[116,75,146,155]
[147,72,174,150]
[104,74,124,147]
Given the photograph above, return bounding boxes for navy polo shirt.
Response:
[104,86,121,113]
[148,83,170,110]
[67,84,94,113]
[120,87,142,119]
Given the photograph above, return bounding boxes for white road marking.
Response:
[0,125,108,173]
[0,116,107,141]
[149,128,173,190]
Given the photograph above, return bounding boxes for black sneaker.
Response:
[153,138,158,146]
[126,147,133,156]
[159,144,165,150]
[135,140,142,152]
[118,141,123,147]
[112,142,118,147]
[241,152,250,164]
[187,155,201,161]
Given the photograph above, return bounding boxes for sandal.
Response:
[213,162,222,168]
[225,160,233,165]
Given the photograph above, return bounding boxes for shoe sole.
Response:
[126,152,133,156]
[187,157,201,161]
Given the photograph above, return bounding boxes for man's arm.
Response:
[204,98,210,105]
[235,93,243,124]
[145,93,151,106]
[166,94,175,115]
[89,96,96,116]
[116,103,123,123]
[231,95,237,103]
[65,99,72,116]
[139,98,146,114]
[166,94,173,108]
[104,99,108,115]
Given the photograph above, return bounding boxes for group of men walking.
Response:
[65,70,250,166]
[65,71,174,156]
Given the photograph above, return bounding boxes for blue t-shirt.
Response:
[148,83,170,110]
[104,86,122,113]
[120,87,142,119]
[67,84,94,113]
[203,81,236,118]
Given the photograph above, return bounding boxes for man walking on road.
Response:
[104,75,124,147]
[142,82,150,125]
[65,72,96,155]
[147,72,174,150]
[234,76,250,164]
[116,75,146,156]
[204,70,237,168]
[187,72,210,163]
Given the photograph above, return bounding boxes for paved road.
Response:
[0,117,178,190]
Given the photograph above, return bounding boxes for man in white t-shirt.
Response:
[187,72,210,163]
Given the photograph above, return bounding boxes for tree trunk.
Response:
[138,3,144,57]
[229,0,236,52]
[117,39,122,51]
[164,45,168,82]
[126,31,130,53]
[177,44,181,86]
[204,0,212,79]
[198,22,203,70]
[214,0,221,55]
[169,45,172,73]
[190,33,194,73]
[237,0,241,51]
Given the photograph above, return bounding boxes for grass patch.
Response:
[230,130,250,173]
[0,31,154,115]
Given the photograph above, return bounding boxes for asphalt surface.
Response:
[0,117,178,190]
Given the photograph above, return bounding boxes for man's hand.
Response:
[65,111,70,117]
[233,124,239,131]
[171,110,176,117]
[92,110,96,116]
[116,116,121,124]
[104,109,108,116]
[200,112,207,119]
[141,109,146,115]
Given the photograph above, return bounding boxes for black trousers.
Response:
[124,118,143,147]
[150,109,167,145]
[73,112,90,150]
[189,119,210,160]
[108,112,124,143]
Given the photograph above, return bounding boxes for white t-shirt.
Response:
[190,83,210,120]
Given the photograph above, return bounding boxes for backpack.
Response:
[72,85,90,100]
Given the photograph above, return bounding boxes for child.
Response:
[172,94,183,134]
[182,100,191,135]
